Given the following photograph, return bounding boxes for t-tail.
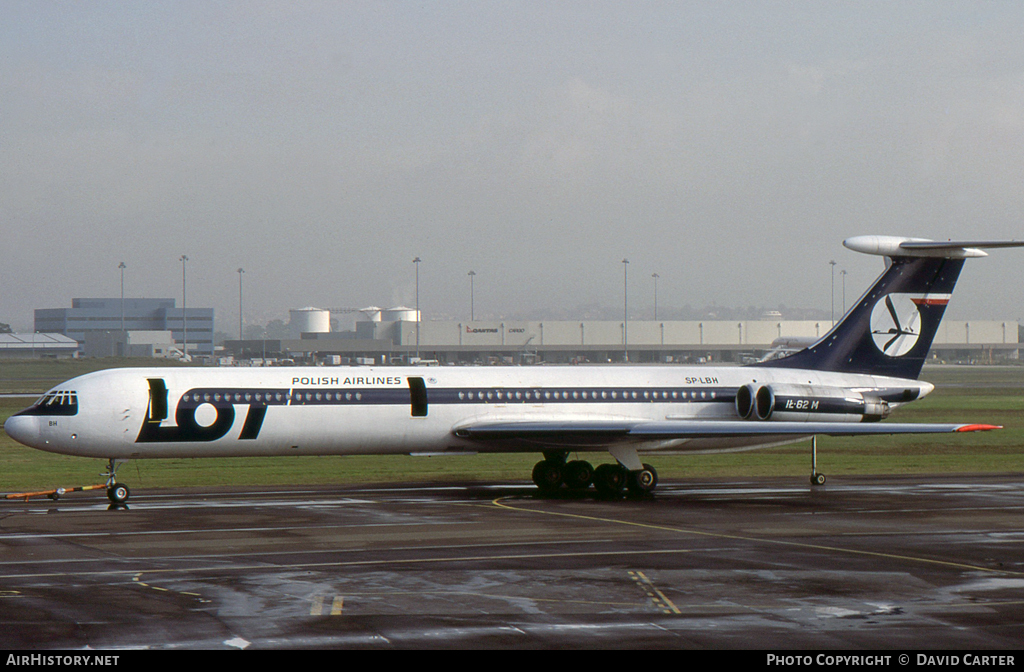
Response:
[761,236,1024,380]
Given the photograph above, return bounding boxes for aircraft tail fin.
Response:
[761,236,1023,380]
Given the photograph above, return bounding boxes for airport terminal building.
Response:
[224,312,1020,366]
[22,299,1018,366]
[34,298,215,357]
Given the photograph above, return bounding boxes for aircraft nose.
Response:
[3,414,40,448]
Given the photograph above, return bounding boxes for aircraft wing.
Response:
[453,420,999,445]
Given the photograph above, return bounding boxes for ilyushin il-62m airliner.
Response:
[5,236,1023,504]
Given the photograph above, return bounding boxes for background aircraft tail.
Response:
[761,236,1022,380]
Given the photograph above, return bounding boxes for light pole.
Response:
[237,267,245,341]
[180,255,189,359]
[413,257,421,359]
[840,269,847,315]
[829,260,837,326]
[118,262,126,336]
[468,270,476,321]
[651,272,659,321]
[622,258,629,363]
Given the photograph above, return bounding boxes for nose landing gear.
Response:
[102,458,130,506]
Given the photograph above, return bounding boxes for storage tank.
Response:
[382,306,420,322]
[358,306,383,323]
[290,307,331,334]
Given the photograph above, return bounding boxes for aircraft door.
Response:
[408,377,428,417]
[147,378,169,423]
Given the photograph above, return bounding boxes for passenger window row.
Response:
[177,386,723,407]
[180,389,382,405]
[454,388,716,402]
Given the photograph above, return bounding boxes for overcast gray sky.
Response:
[2,1,1023,332]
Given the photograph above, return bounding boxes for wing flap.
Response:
[453,419,999,445]
[453,421,633,446]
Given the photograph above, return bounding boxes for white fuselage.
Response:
[4,364,931,460]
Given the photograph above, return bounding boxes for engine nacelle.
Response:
[735,383,758,419]
[736,383,890,423]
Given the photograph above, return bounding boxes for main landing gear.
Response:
[102,458,130,506]
[531,452,658,498]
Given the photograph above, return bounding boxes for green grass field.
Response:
[1,360,1021,493]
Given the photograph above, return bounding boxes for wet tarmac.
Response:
[1,475,1022,649]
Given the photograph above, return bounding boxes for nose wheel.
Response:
[107,482,130,504]
[102,458,131,504]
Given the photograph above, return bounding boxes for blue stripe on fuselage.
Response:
[176,386,736,408]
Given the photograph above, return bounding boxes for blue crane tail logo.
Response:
[869,293,949,357]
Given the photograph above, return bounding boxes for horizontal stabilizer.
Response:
[900,240,1024,251]
[845,236,1024,259]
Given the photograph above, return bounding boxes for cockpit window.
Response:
[36,391,77,406]
[20,390,79,416]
